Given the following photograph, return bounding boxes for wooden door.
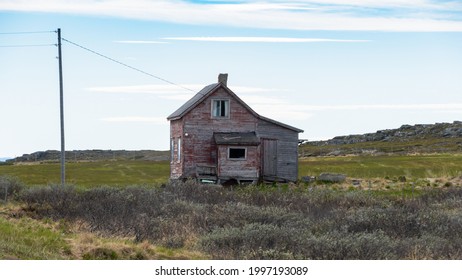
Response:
[262,139,277,177]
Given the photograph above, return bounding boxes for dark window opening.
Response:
[212,100,229,118]
[229,148,246,159]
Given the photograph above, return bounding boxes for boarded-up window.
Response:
[212,99,229,118]
[228,147,246,159]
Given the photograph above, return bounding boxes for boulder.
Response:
[318,173,346,183]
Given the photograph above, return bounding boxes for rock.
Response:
[352,179,362,186]
[318,173,346,183]
[301,121,462,156]
[301,176,316,183]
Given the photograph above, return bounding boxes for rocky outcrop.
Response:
[310,121,462,146]
[7,150,169,163]
[301,121,462,156]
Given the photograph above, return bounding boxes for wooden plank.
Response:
[262,139,277,177]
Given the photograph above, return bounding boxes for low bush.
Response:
[16,180,462,259]
[0,176,25,202]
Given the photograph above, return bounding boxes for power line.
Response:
[0,44,56,48]
[0,30,55,35]
[62,38,195,92]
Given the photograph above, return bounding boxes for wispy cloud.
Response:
[163,37,369,43]
[299,103,462,111]
[114,40,169,44]
[86,84,200,94]
[86,84,285,102]
[1,0,462,31]
[100,116,167,124]
[88,83,462,122]
[244,101,462,121]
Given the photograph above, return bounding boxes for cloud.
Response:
[299,103,462,111]
[86,84,200,94]
[100,116,167,124]
[86,84,286,103]
[114,40,169,44]
[88,83,462,122]
[163,37,369,43]
[1,0,462,31]
[244,102,462,121]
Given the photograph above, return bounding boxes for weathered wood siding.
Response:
[257,119,299,182]
[217,145,259,180]
[181,87,258,178]
[170,119,184,179]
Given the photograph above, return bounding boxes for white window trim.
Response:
[177,137,181,163]
[211,99,230,119]
[170,138,175,163]
[228,147,247,160]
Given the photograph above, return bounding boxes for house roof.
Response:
[167,83,220,120]
[214,132,260,145]
[167,81,304,133]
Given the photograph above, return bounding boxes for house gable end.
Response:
[167,83,220,120]
[167,82,261,122]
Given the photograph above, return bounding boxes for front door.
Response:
[262,139,277,177]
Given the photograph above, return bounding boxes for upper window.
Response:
[212,99,229,118]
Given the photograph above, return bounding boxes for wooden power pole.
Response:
[57,28,65,187]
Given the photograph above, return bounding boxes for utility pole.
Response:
[57,28,65,187]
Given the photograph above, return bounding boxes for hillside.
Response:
[7,150,169,163]
[7,121,462,163]
[301,121,462,156]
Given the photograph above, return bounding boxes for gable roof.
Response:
[167,83,220,120]
[167,82,303,133]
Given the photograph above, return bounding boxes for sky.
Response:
[1,0,462,158]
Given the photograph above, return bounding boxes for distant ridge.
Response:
[301,121,462,156]
[7,150,169,163]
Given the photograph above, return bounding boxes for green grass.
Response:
[299,154,462,179]
[300,137,462,156]
[0,160,169,187]
[1,154,462,187]
[0,205,207,260]
[0,216,71,259]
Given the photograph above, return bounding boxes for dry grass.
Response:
[0,203,208,260]
[13,181,462,260]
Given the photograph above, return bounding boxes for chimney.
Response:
[218,73,228,86]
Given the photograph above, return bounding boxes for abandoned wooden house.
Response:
[167,74,304,184]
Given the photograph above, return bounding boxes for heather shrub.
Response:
[200,223,303,259]
[15,181,462,259]
[0,176,25,201]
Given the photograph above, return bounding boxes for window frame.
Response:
[211,99,230,119]
[177,137,181,163]
[170,138,175,163]
[228,147,247,160]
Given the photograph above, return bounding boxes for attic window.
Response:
[212,99,229,118]
[229,147,246,160]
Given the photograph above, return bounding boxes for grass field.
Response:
[300,137,462,156]
[0,204,206,260]
[299,154,462,180]
[1,154,462,260]
[1,154,462,187]
[0,160,170,186]
[2,181,461,259]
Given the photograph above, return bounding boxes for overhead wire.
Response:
[0,30,56,48]
[0,31,55,35]
[0,30,194,93]
[0,44,56,48]
[62,38,195,92]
